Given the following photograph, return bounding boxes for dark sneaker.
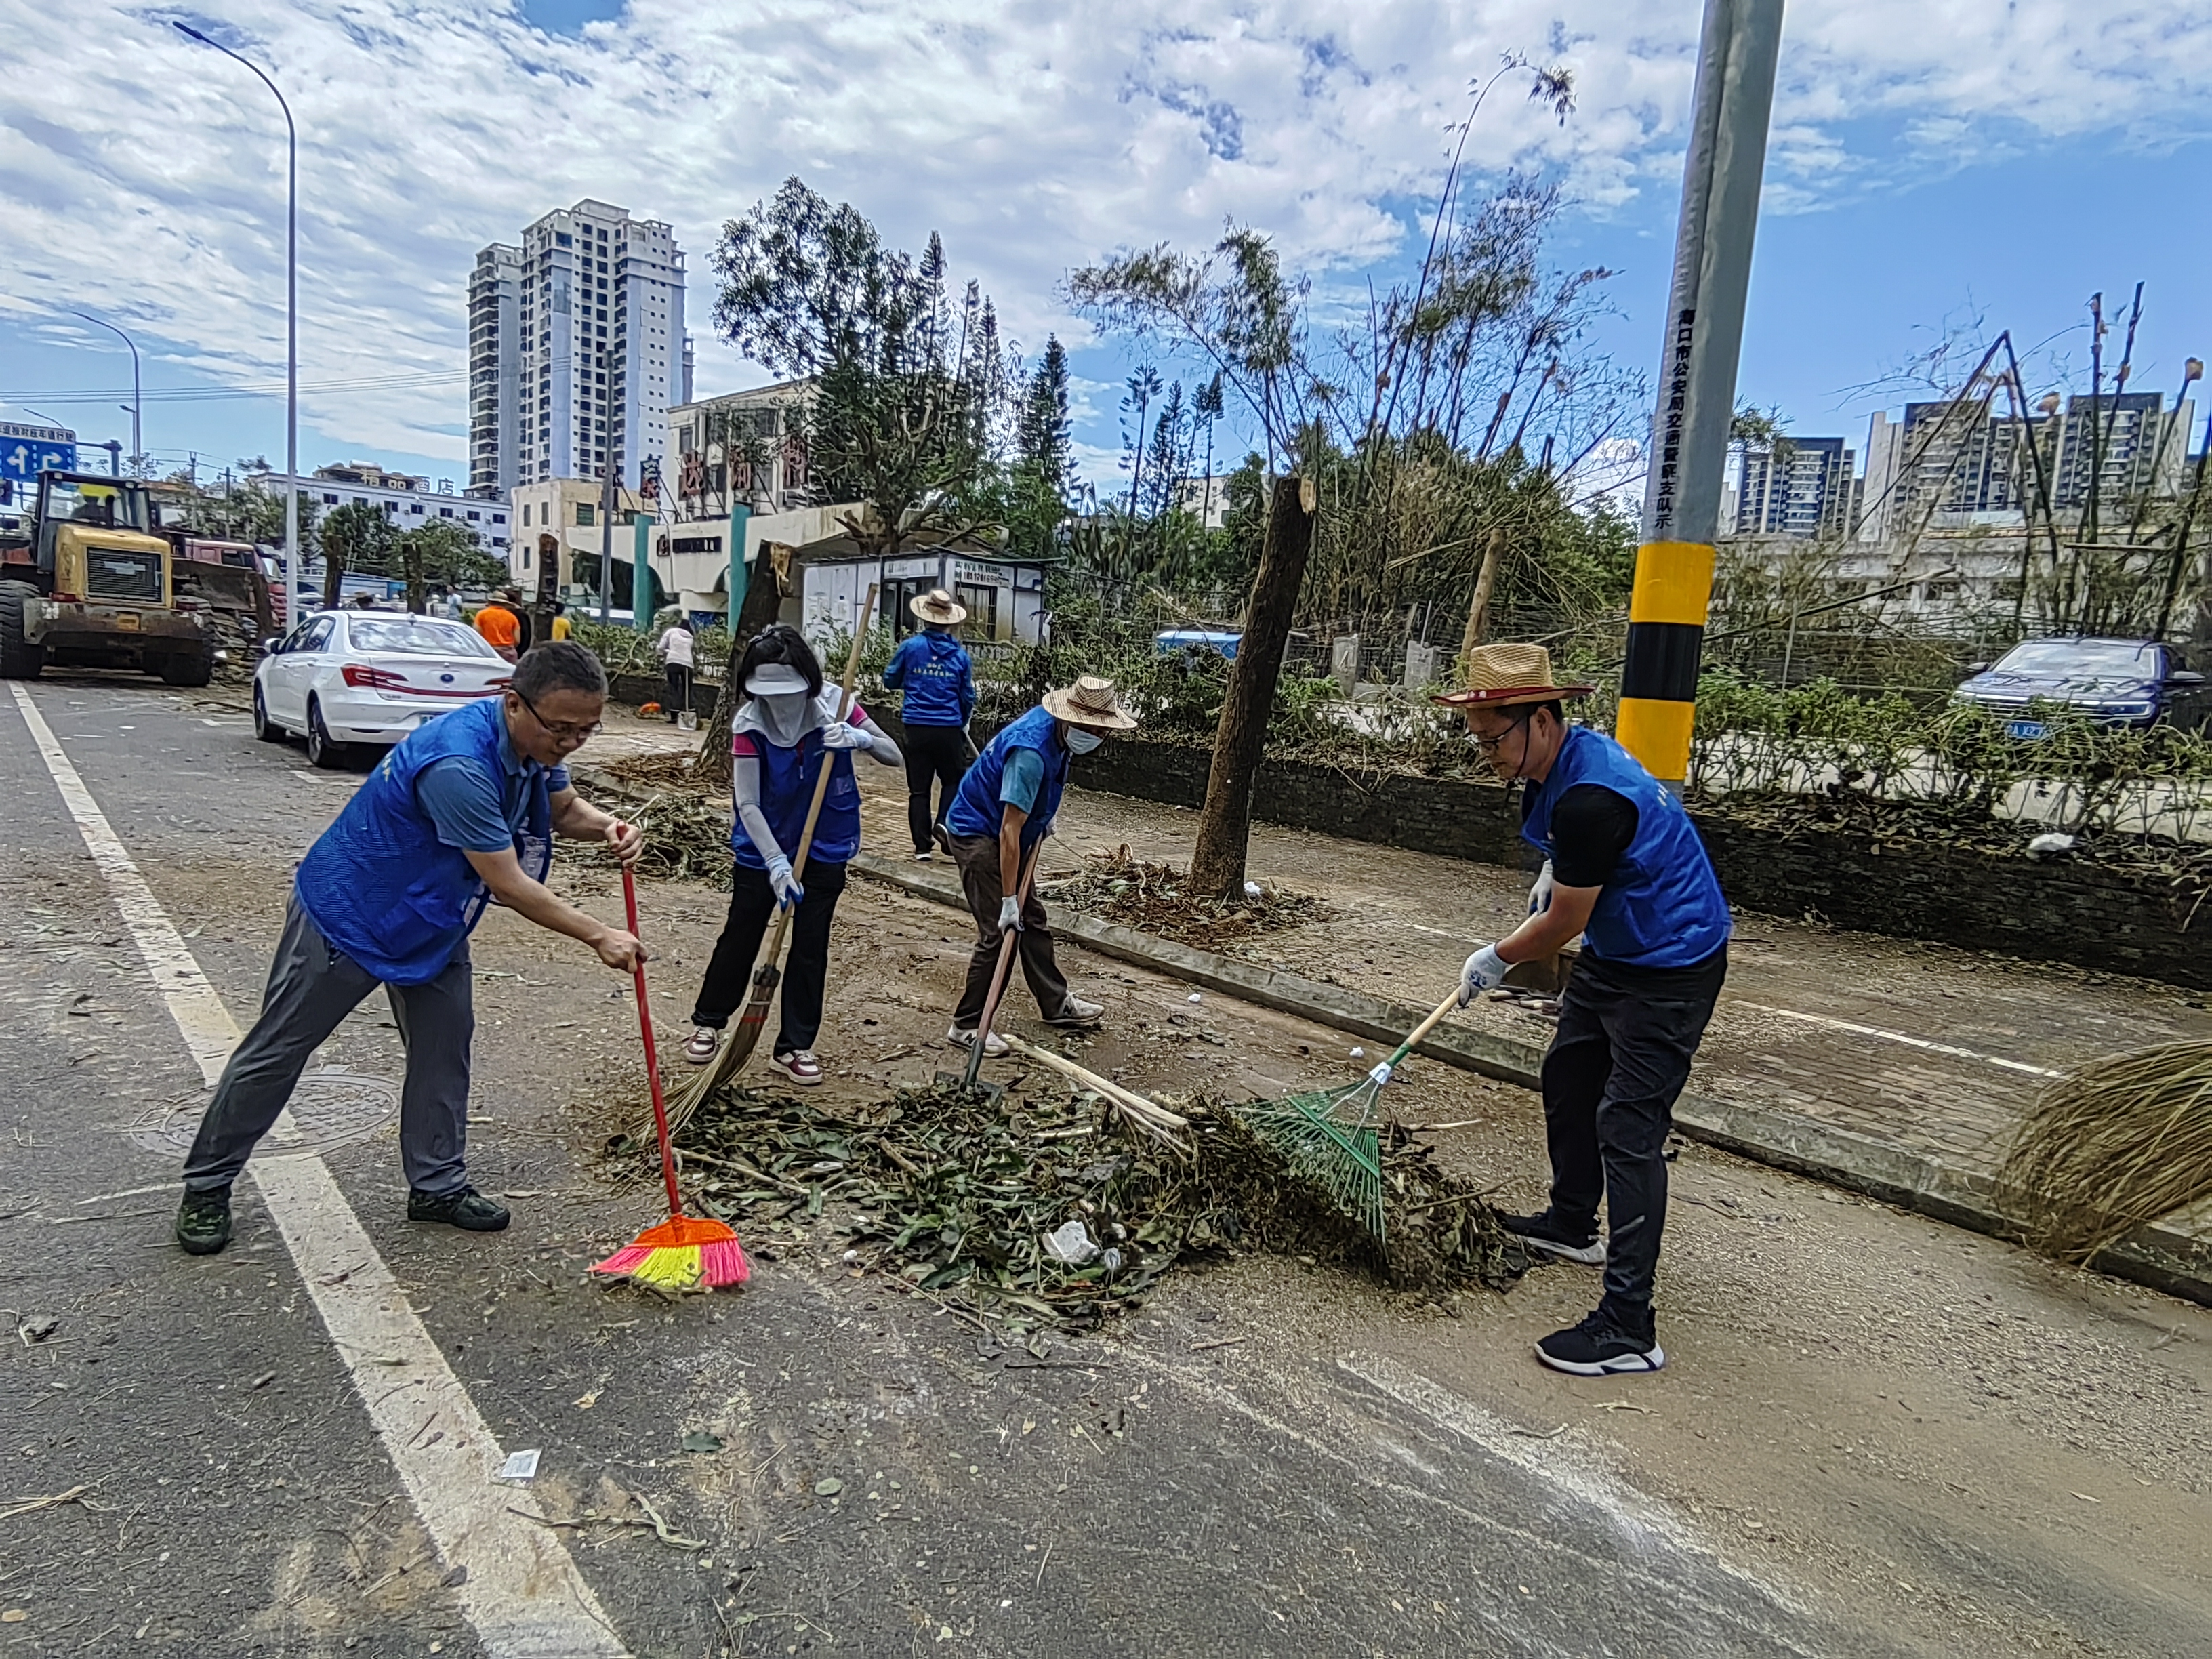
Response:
[1534,1309,1666,1377]
[407,1185,510,1232]
[176,1188,233,1256]
[1497,1208,1605,1267]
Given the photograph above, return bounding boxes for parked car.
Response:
[1952,636,2207,735]
[253,609,512,767]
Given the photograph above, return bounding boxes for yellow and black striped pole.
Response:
[1621,0,1784,789]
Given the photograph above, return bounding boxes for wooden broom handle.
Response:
[1384,990,1465,1068]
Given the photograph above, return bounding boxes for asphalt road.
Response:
[1,671,2205,1658]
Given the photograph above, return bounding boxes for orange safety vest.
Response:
[474,604,520,649]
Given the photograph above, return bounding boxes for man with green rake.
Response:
[1440,643,1732,1378]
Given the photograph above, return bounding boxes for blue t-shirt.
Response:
[1000,747,1045,816]
[415,729,570,853]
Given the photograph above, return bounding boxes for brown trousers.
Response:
[949,834,1071,1027]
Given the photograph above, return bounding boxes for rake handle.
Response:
[620,855,684,1222]
[1369,990,1465,1084]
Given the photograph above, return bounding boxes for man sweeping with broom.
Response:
[1441,642,1731,1378]
[173,642,647,1255]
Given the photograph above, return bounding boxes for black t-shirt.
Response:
[1523,782,1639,888]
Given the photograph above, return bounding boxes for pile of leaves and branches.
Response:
[651,1082,1521,1333]
[578,755,733,888]
[569,616,731,682]
[1037,846,1330,950]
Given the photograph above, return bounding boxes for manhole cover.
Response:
[129,1069,401,1160]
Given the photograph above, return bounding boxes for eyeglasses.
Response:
[514,689,602,743]
[1470,716,1530,754]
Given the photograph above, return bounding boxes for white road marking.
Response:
[1728,1000,2064,1078]
[10,683,629,1659]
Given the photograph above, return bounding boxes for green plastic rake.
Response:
[1241,990,1462,1240]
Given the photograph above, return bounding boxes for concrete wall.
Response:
[869,710,2209,991]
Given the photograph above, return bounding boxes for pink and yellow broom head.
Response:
[592,856,750,1293]
[592,1213,749,1290]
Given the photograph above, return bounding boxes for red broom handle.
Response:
[620,851,682,1221]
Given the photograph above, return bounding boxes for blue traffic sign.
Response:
[0,423,77,485]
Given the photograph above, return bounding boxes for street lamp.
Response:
[68,311,141,474]
[173,20,299,626]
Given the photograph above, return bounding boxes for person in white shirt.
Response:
[657,619,696,723]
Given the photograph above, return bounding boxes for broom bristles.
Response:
[1997,1038,2212,1265]
[592,1214,750,1289]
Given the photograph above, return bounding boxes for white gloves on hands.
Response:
[1458,943,1509,1006]
[819,722,872,752]
[998,895,1024,933]
[766,855,804,909]
[1528,860,1555,916]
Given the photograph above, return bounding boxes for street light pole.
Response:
[68,312,140,472]
[174,22,299,628]
[1620,0,1785,790]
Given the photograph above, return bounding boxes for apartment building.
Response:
[281,462,508,549]
[469,200,686,494]
[1734,436,1853,539]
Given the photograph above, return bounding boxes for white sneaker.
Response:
[1043,996,1104,1030]
[682,1027,720,1065]
[945,1023,1008,1057]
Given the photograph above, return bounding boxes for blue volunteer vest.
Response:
[1519,724,1731,970]
[945,705,1067,849]
[730,714,862,869]
[294,697,553,985]
[884,630,973,726]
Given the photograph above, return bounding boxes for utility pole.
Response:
[597,453,617,623]
[69,311,142,474]
[1620,0,1785,790]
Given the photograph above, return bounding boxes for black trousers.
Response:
[901,722,971,853]
[663,663,692,720]
[1539,944,1727,1330]
[689,861,848,1055]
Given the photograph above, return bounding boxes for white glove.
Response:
[1528,860,1555,916]
[766,855,804,909]
[819,722,872,752]
[1458,944,1509,1006]
[997,895,1024,933]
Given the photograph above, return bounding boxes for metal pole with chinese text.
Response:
[1620,0,1784,789]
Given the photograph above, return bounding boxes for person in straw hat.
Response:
[1435,641,1731,1378]
[882,588,978,861]
[939,674,1139,1049]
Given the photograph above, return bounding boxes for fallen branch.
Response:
[1000,1035,1190,1149]
[1,1486,95,1521]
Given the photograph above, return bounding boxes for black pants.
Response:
[1539,944,1727,1331]
[689,861,848,1054]
[663,663,692,720]
[901,722,971,854]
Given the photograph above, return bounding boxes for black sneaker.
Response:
[176,1187,233,1256]
[407,1185,510,1232]
[1496,1208,1605,1266]
[1534,1309,1666,1376]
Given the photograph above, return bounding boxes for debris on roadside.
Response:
[1038,846,1330,950]
[633,1078,1521,1332]
[579,786,734,888]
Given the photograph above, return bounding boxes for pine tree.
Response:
[1016,336,1072,496]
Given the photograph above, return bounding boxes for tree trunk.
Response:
[402,539,425,615]
[1455,526,1505,678]
[1187,474,1315,899]
[693,543,791,789]
[321,547,347,611]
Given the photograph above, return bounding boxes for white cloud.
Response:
[2,1,2205,461]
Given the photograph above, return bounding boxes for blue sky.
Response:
[3,1,2207,498]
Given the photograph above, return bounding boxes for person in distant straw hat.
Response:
[939,674,1139,1050]
[1435,641,1732,1380]
[882,588,978,861]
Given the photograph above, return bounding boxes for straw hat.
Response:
[909,587,968,626]
[1042,674,1139,731]
[1430,642,1594,708]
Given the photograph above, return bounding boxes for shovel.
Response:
[935,844,1041,1105]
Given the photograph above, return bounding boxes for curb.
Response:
[848,851,2212,1309]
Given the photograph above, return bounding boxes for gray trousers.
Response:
[183,895,475,1197]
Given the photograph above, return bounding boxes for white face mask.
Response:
[1063,726,1105,755]
[750,687,815,747]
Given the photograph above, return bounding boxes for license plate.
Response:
[2007,719,2047,740]
[112,612,140,631]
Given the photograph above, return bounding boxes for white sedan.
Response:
[253,609,512,767]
